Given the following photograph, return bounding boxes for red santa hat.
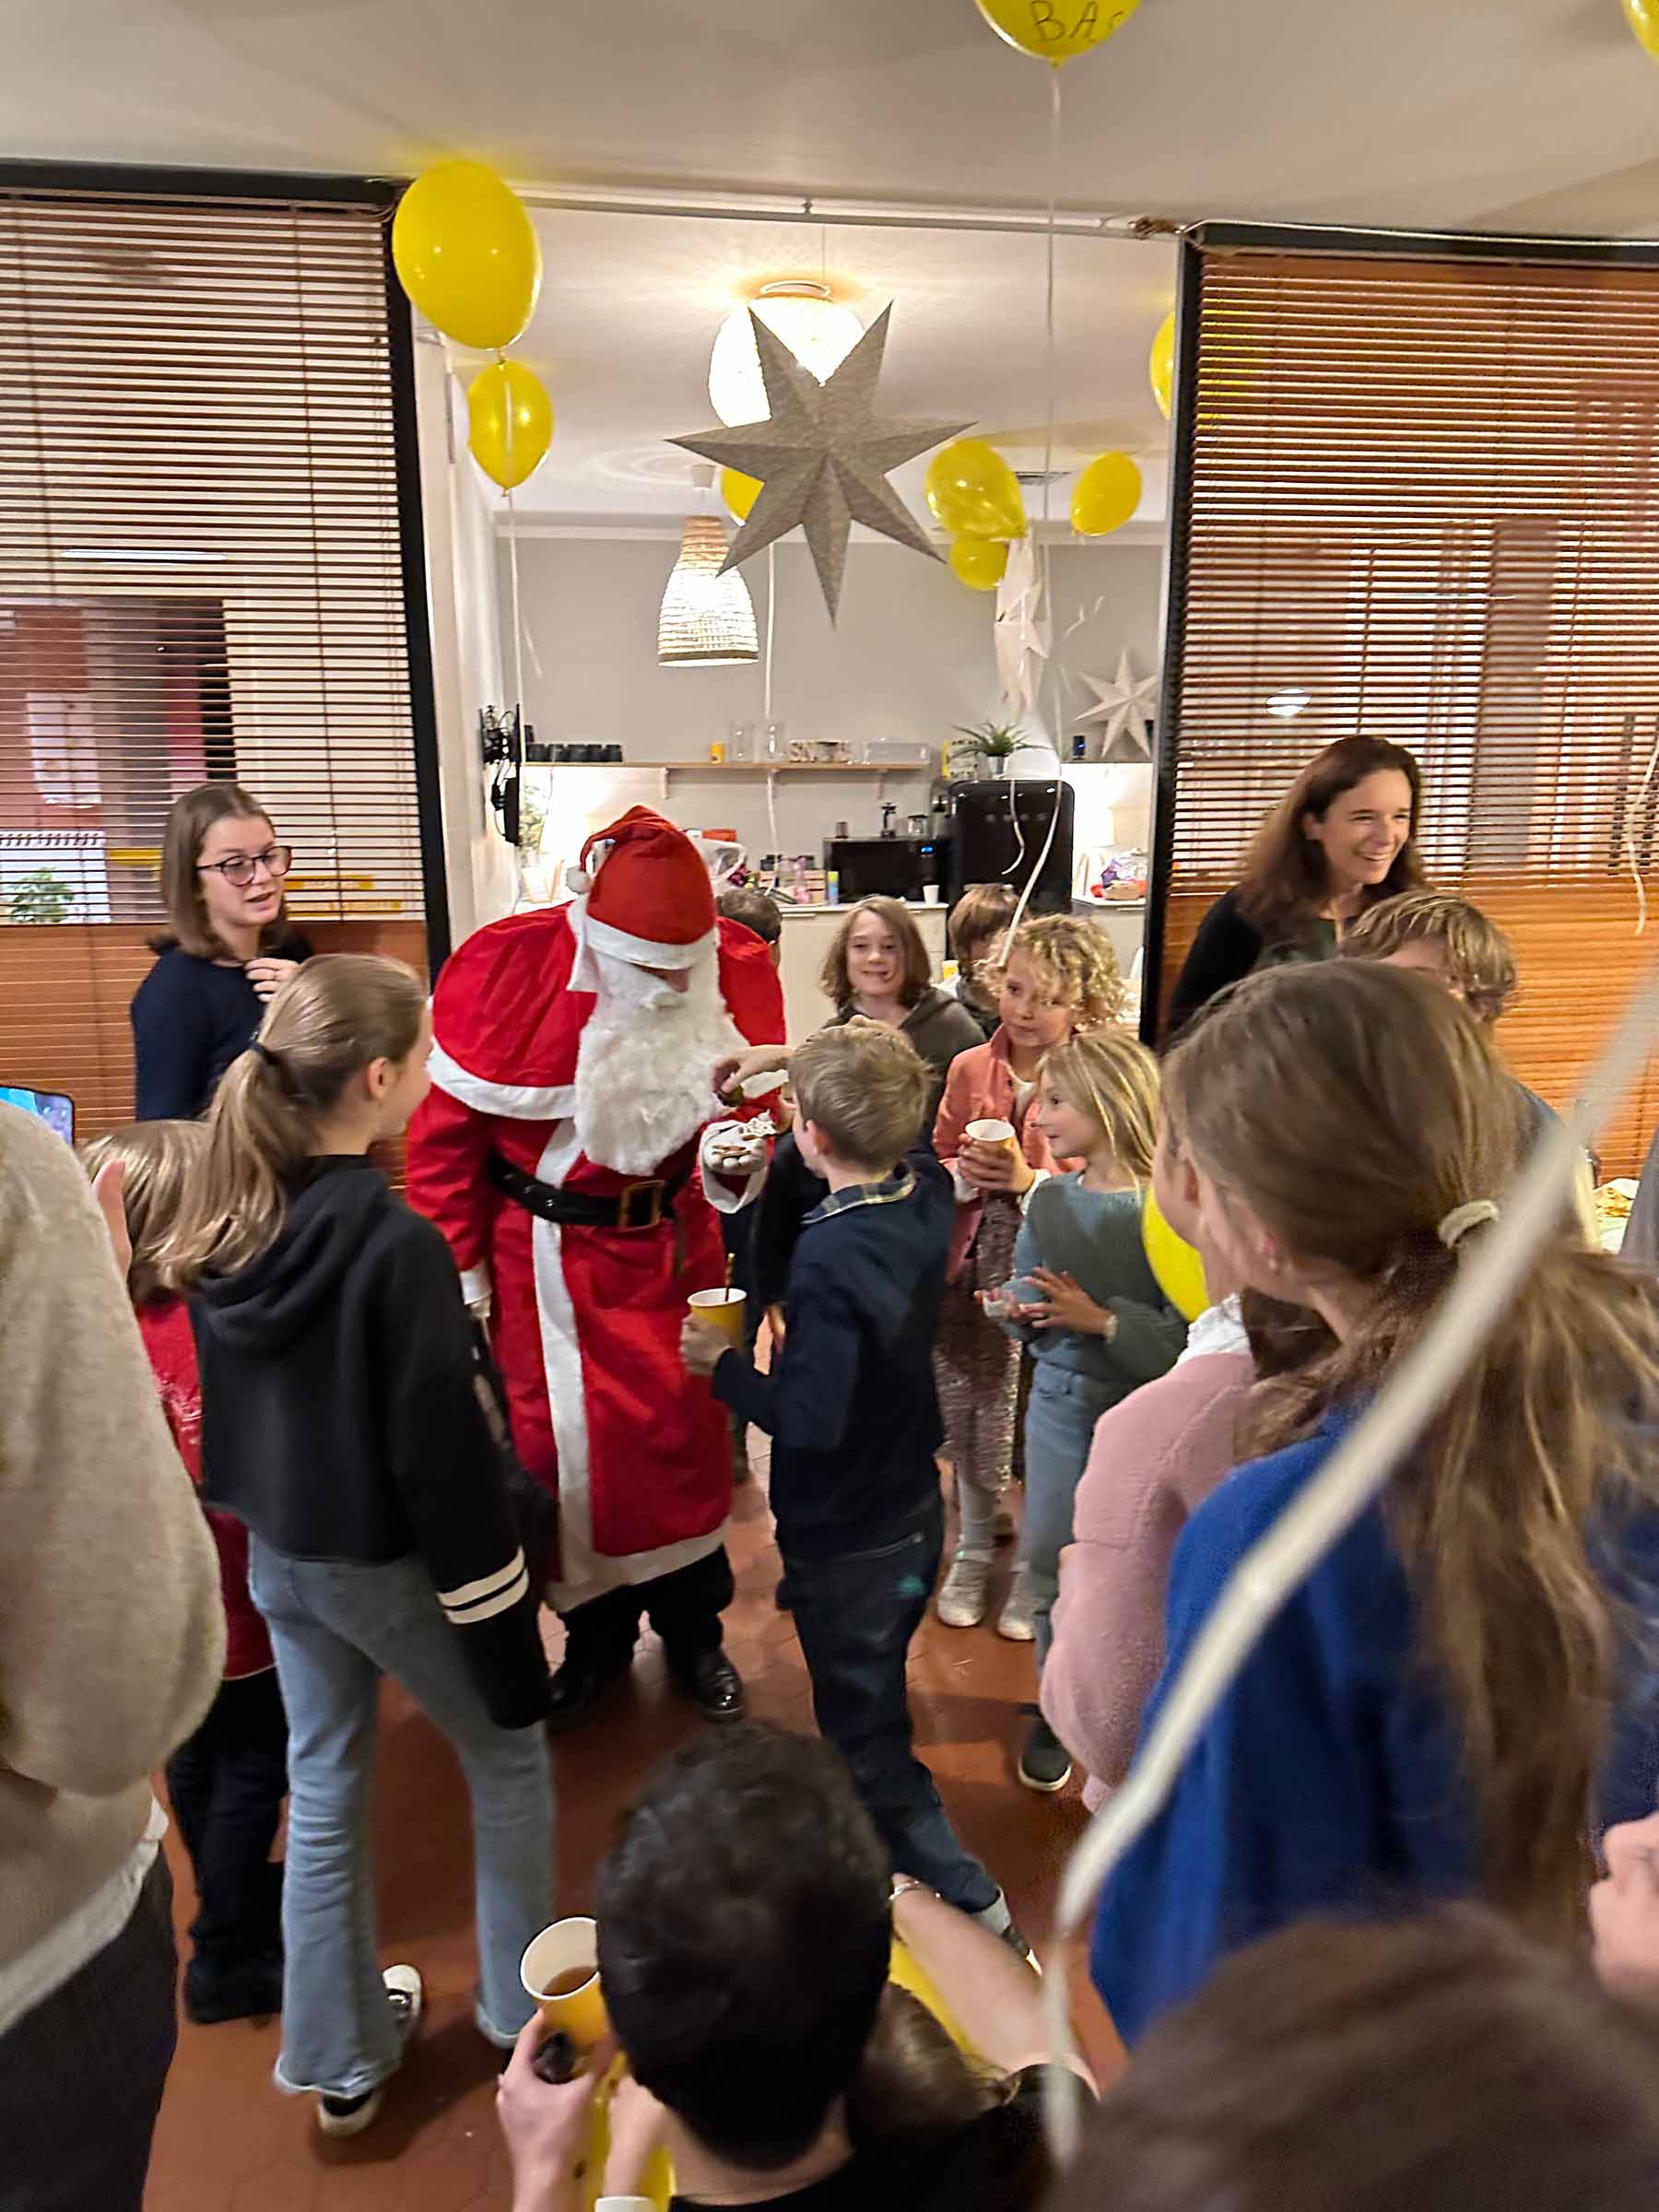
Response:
[567,807,717,971]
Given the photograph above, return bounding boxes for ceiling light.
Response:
[708,280,865,428]
[1266,688,1312,720]
[658,517,759,666]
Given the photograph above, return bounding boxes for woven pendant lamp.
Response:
[657,514,759,667]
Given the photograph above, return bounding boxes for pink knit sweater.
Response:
[1041,1340,1256,1809]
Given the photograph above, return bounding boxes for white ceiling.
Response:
[15,0,1659,523]
[8,0,1659,234]
[474,210,1174,521]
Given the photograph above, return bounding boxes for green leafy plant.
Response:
[4,869,74,925]
[953,719,1040,772]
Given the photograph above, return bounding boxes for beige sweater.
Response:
[0,1103,223,1973]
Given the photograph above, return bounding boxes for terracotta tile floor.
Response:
[146,1456,1122,2209]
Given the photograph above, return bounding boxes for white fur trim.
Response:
[528,1122,723,1611]
[700,1159,768,1216]
[429,1039,577,1123]
[583,907,718,971]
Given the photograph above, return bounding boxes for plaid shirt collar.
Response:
[803,1164,916,1228]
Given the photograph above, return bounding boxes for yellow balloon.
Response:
[925,440,1026,542]
[1071,451,1142,537]
[722,467,762,523]
[1149,310,1175,420]
[1142,1187,1208,1324]
[393,159,542,351]
[948,535,1008,592]
[467,359,554,490]
[1625,0,1659,56]
[974,0,1143,64]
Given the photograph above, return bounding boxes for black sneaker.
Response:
[1018,1714,1074,1795]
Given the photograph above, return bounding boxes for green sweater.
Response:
[1008,1175,1187,1395]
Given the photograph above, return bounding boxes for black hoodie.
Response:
[193,1156,547,1728]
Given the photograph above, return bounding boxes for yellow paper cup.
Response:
[688,1288,747,1345]
[965,1117,1017,1153]
[521,1917,609,2052]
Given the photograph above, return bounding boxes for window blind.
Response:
[1150,241,1659,1175]
[0,179,434,1140]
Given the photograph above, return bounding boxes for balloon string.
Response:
[1040,65,1062,747]
[764,541,778,727]
[507,484,527,743]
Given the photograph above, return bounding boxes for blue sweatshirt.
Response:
[714,1141,950,1563]
[1091,1414,1659,2045]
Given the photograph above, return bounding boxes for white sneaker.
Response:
[316,1965,424,2137]
[936,1553,991,1629]
[997,1564,1037,1642]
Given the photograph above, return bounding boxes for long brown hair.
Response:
[819,897,933,1010]
[1064,1909,1659,2212]
[80,1119,209,1307]
[1235,736,1425,946]
[164,954,424,1284]
[154,782,293,960]
[1164,960,1659,1936]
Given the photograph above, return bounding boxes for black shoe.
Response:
[773,1577,794,1613]
[183,1955,285,2026]
[545,1654,631,1736]
[1018,1713,1074,1795]
[670,1647,746,1724]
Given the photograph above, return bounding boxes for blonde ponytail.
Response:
[1166,960,1659,1938]
[165,953,425,1283]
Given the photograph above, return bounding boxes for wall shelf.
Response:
[522,760,933,777]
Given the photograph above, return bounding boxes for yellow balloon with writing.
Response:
[925,440,1026,543]
[722,468,763,524]
[1149,310,1175,420]
[1624,0,1659,57]
[975,0,1144,64]
[467,359,555,491]
[1142,1187,1208,1324]
[393,159,542,350]
[1071,452,1142,537]
[949,535,1009,592]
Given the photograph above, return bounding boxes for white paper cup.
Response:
[922,885,940,905]
[965,1117,1017,1153]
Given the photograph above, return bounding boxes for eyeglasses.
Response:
[198,844,293,888]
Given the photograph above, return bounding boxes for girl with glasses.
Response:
[131,782,312,1120]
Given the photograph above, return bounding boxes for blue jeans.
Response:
[784,1495,998,1915]
[249,1541,554,2101]
[1023,1364,1120,1669]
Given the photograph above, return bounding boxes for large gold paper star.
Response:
[671,306,971,623]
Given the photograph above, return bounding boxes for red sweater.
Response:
[136,1298,274,1681]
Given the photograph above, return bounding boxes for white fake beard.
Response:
[574,948,744,1175]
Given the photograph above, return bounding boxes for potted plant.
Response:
[4,868,74,924]
[953,720,1038,780]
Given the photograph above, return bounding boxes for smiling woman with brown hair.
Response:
[1165,735,1425,1039]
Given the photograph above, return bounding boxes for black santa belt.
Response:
[488,1152,688,1233]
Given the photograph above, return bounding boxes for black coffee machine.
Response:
[943,777,1074,911]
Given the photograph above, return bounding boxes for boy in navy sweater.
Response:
[684,1021,1021,1947]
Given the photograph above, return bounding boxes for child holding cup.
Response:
[931,916,1127,1636]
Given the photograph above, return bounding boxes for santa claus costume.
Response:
[406,809,785,1728]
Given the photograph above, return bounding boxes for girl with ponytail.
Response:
[1091,959,1659,2045]
[171,955,553,2137]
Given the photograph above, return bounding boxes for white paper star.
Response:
[995,537,1051,725]
[1076,650,1158,756]
[671,307,970,623]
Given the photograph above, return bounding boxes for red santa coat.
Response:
[406,906,784,1610]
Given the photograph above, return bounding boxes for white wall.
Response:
[495,531,1165,867]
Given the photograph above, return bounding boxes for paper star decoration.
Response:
[995,537,1052,726]
[671,306,970,624]
[1076,650,1157,758]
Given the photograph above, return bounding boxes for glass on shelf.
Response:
[727,720,754,763]
[763,720,788,763]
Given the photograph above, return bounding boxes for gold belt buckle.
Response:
[618,1180,665,1230]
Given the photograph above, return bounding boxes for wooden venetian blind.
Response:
[0,182,430,1140]
[1156,245,1659,1174]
